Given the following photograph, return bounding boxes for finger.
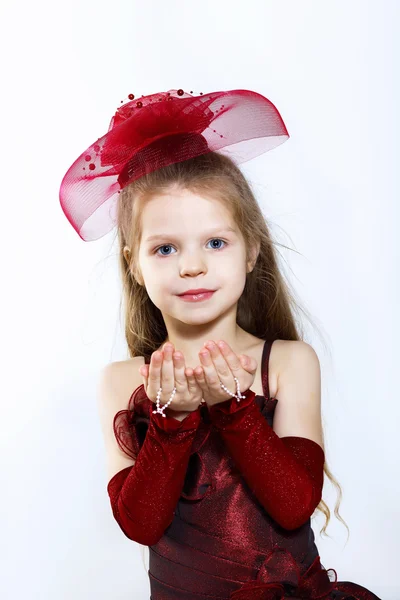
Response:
[203,341,231,379]
[148,351,163,395]
[139,364,149,377]
[172,351,190,389]
[161,343,175,391]
[198,348,222,390]
[201,343,236,395]
[193,364,208,393]
[138,363,149,390]
[185,366,201,394]
[239,354,257,372]
[216,340,243,375]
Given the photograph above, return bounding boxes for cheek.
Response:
[140,257,168,278]
[217,253,247,277]
[141,263,173,294]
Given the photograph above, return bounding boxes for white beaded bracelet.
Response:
[152,376,246,417]
[152,386,177,417]
[220,376,246,402]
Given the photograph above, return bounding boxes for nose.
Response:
[180,264,206,277]
[179,253,207,277]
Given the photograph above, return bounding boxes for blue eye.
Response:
[154,238,227,257]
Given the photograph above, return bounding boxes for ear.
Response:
[124,245,144,286]
[123,245,131,263]
[247,240,260,273]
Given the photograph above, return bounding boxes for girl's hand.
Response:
[193,340,257,407]
[138,342,203,413]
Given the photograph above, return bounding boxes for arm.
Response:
[107,406,201,545]
[208,342,325,530]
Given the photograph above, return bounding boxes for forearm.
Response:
[208,389,325,530]
[107,408,200,545]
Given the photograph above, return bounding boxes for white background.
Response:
[1,1,398,598]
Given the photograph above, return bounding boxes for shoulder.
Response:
[97,356,146,412]
[275,340,320,394]
[244,337,314,398]
[275,339,319,372]
[97,357,147,479]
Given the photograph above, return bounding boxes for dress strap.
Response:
[261,340,273,400]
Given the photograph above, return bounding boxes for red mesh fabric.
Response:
[111,384,150,461]
[59,88,289,241]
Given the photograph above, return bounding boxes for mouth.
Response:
[178,288,215,296]
[177,290,216,302]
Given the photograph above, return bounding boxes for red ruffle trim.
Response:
[112,384,201,460]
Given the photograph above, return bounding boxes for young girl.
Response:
[60,88,381,599]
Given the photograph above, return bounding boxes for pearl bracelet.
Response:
[220,376,246,402]
[152,386,177,417]
[152,376,246,417]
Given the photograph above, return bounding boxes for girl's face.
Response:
[137,188,251,327]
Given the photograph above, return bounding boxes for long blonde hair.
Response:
[114,150,349,567]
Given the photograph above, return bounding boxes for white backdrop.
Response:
[1,1,398,598]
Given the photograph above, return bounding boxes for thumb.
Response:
[239,354,257,372]
[139,364,149,390]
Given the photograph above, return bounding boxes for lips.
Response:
[178,289,215,296]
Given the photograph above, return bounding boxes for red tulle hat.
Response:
[59,88,289,241]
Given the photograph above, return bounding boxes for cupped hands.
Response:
[138,340,257,411]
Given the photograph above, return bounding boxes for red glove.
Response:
[208,389,325,530]
[107,391,201,545]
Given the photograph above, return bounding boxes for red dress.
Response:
[119,341,381,600]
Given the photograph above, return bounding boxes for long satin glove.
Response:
[107,405,201,545]
[208,389,325,530]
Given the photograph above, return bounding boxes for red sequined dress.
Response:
[111,340,381,600]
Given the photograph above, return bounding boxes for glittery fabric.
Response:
[107,340,382,599]
[207,388,325,530]
[107,397,201,545]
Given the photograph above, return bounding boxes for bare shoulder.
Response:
[273,339,319,374]
[269,339,318,398]
[274,339,320,394]
[98,356,145,410]
[245,337,305,398]
[97,356,146,481]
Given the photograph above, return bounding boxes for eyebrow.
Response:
[144,226,238,243]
